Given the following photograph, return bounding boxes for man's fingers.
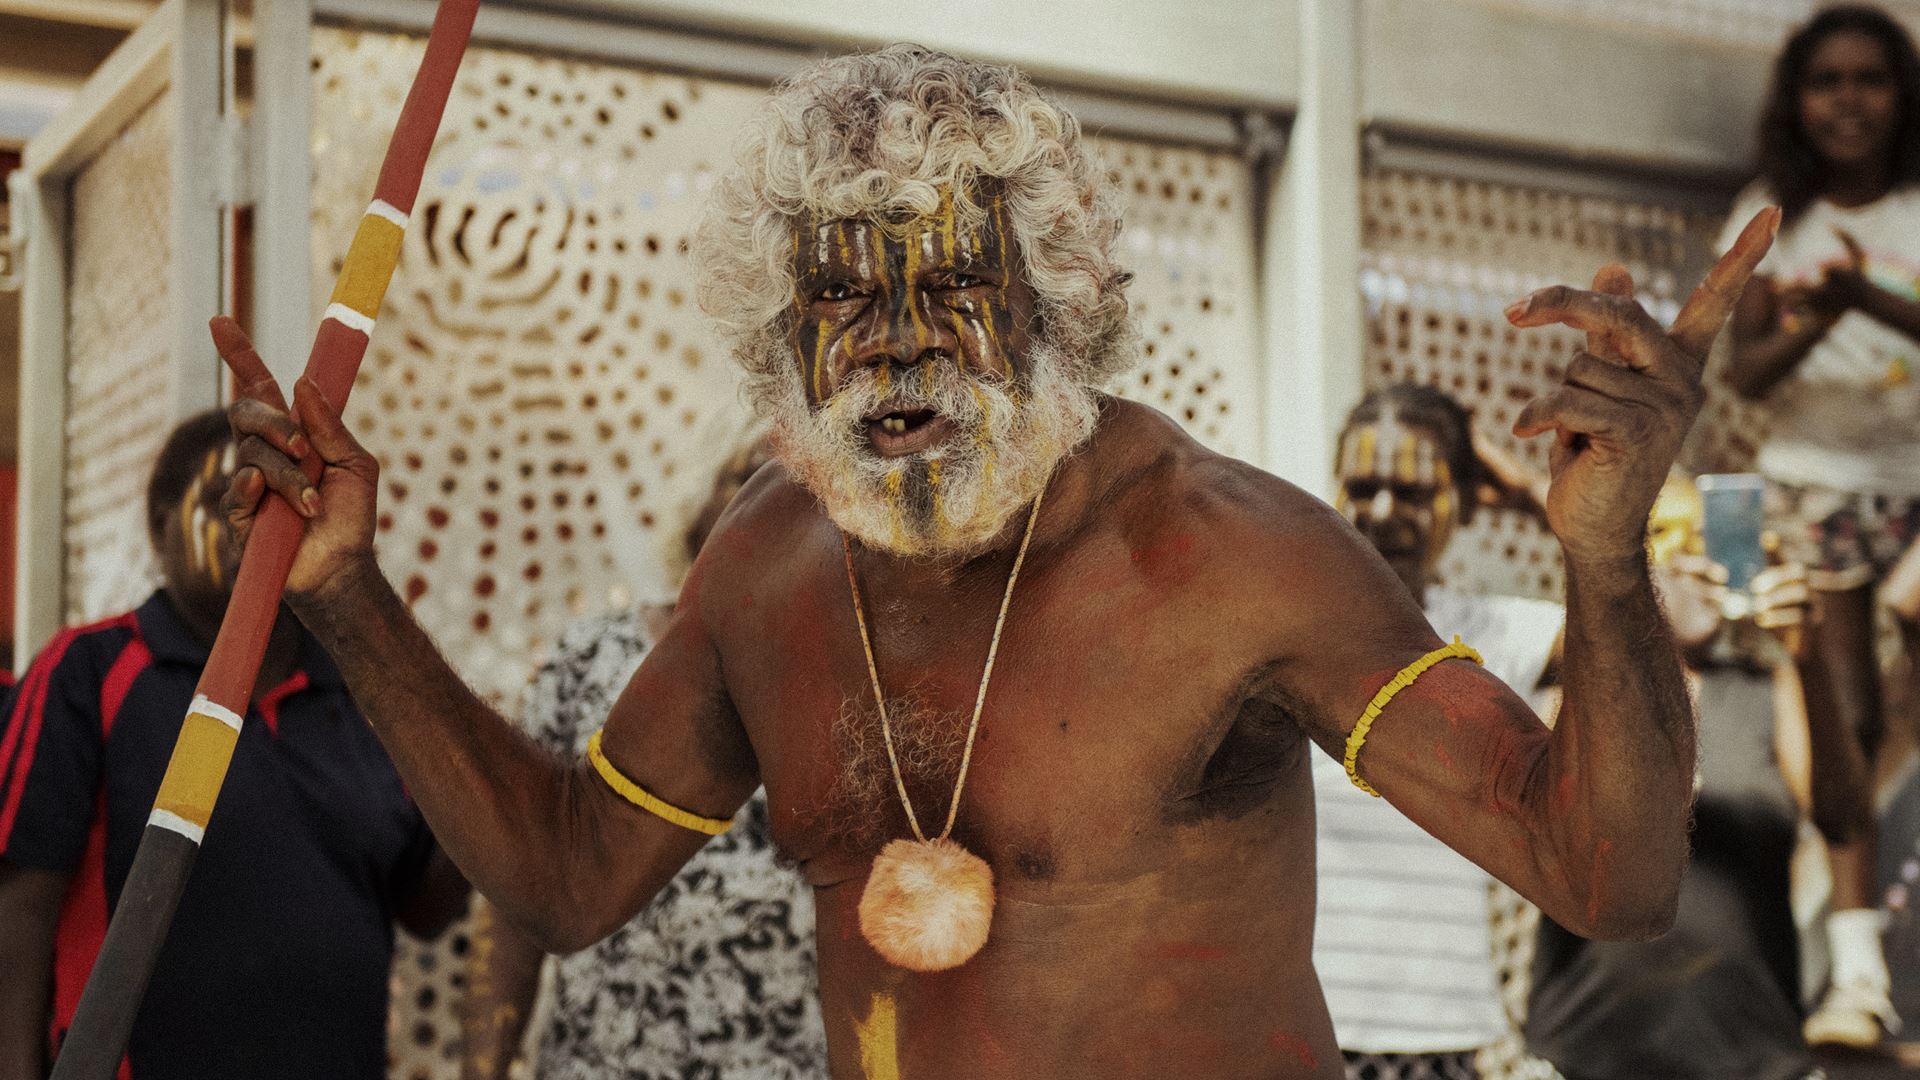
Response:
[292,377,374,476]
[1506,286,1666,370]
[1564,350,1666,406]
[1587,264,1636,358]
[1512,384,1644,442]
[229,396,309,465]
[1669,206,1780,358]
[235,434,319,518]
[210,316,288,410]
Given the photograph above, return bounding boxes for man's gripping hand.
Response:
[1507,207,1779,567]
[211,316,381,603]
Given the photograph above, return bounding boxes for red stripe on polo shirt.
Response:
[49,789,111,1063]
[0,627,84,845]
[0,612,137,850]
[98,638,152,741]
[255,671,309,738]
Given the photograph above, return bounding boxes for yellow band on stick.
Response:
[1343,637,1484,797]
[586,730,732,835]
[153,711,242,828]
[327,210,406,319]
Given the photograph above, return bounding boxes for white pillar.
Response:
[1262,0,1362,501]
[170,0,229,417]
[252,0,316,392]
[11,173,68,662]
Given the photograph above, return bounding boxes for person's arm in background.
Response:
[460,899,546,1080]
[1814,228,1920,346]
[0,862,65,1078]
[1724,271,1838,400]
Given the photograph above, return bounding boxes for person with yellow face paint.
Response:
[0,411,468,1080]
[1314,385,1564,1080]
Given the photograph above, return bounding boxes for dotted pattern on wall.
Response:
[311,29,1264,1080]
[1090,136,1262,461]
[311,28,771,709]
[64,89,174,624]
[1360,167,1739,604]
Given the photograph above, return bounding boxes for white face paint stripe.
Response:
[324,303,376,335]
[366,200,409,228]
[190,694,246,733]
[148,808,206,844]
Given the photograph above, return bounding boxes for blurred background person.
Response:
[459,438,825,1080]
[1312,384,1563,1080]
[1525,475,1818,1080]
[0,410,467,1080]
[1721,5,1920,1045]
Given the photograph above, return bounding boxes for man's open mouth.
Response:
[864,407,955,457]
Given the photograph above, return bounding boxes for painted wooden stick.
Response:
[49,4,478,1076]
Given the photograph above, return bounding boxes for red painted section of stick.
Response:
[189,0,478,713]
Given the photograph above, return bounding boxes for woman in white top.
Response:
[1722,4,1920,1048]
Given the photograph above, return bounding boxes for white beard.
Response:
[745,336,1100,559]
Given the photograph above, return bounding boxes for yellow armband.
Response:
[1342,637,1484,798]
[585,729,732,835]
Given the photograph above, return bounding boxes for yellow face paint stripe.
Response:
[885,469,906,548]
[903,226,927,346]
[1353,427,1378,475]
[1393,432,1418,484]
[204,519,224,589]
[857,993,901,1080]
[813,319,833,402]
[151,709,242,836]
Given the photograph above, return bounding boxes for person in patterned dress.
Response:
[461,441,825,1079]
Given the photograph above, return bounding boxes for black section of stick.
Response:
[48,825,201,1080]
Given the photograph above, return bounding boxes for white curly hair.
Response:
[692,44,1137,392]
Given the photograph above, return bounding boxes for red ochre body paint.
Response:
[1268,1030,1319,1070]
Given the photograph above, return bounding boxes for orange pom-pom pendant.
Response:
[859,837,996,971]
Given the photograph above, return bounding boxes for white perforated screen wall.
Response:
[64,90,175,623]
[1359,167,1741,603]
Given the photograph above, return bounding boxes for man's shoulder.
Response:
[1093,399,1357,557]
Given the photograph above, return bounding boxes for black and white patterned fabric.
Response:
[521,610,827,1079]
[1344,1049,1479,1080]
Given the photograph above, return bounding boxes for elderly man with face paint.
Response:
[0,411,469,1080]
[216,46,1778,1079]
[1312,385,1563,1080]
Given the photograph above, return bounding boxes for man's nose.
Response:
[852,291,956,372]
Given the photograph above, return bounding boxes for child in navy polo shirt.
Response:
[0,410,468,1080]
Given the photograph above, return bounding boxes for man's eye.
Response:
[1345,482,1380,502]
[944,272,988,290]
[818,282,860,302]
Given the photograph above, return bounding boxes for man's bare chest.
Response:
[715,548,1307,886]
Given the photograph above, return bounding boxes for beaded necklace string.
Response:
[840,483,1048,842]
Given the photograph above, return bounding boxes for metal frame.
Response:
[13,0,233,660]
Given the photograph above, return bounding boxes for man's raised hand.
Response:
[211,315,382,602]
[1506,206,1779,566]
